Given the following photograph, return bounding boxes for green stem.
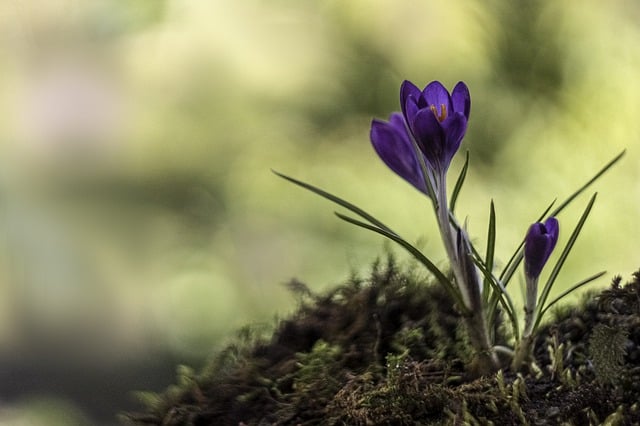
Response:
[436,177,469,306]
[511,335,534,372]
[435,171,499,374]
[512,275,538,371]
[523,275,538,339]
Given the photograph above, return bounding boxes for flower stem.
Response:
[435,172,499,374]
[511,335,534,372]
[512,276,538,371]
[435,175,469,306]
[523,275,538,339]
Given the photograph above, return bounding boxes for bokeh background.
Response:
[0,1,638,424]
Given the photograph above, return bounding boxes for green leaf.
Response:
[534,192,598,330]
[483,200,497,303]
[334,212,469,313]
[538,271,606,318]
[447,212,482,260]
[548,150,624,218]
[273,170,468,310]
[483,201,505,338]
[472,256,519,340]
[449,150,470,214]
[273,170,395,234]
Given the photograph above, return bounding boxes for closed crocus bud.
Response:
[524,217,559,280]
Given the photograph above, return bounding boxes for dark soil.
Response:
[123,257,640,425]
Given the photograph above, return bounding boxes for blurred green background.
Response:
[0,1,638,424]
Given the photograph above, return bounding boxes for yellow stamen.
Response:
[429,103,447,122]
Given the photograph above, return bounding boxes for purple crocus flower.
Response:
[370,112,428,194]
[524,217,559,279]
[400,80,470,173]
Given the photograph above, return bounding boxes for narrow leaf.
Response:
[334,212,469,313]
[549,150,624,218]
[449,150,470,214]
[448,212,486,267]
[472,256,519,340]
[538,271,606,318]
[483,200,497,302]
[273,170,395,234]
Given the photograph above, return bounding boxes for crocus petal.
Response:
[543,217,559,259]
[370,115,427,194]
[411,108,445,169]
[422,81,452,117]
[451,81,471,119]
[544,217,559,247]
[403,94,420,127]
[441,113,468,167]
[524,226,548,279]
[400,80,421,120]
[524,217,560,279]
[387,111,408,130]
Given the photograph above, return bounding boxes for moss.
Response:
[123,256,640,425]
[589,324,627,385]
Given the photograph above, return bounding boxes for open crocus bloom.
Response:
[370,80,470,194]
[400,80,470,174]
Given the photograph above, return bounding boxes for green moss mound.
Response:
[123,258,640,425]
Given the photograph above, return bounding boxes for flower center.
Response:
[429,104,447,122]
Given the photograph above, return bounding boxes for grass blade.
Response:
[472,256,519,340]
[483,200,497,302]
[538,271,606,318]
[449,151,470,214]
[549,150,624,218]
[273,170,395,234]
[334,212,468,313]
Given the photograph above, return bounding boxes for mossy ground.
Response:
[123,257,640,425]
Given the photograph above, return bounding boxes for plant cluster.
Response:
[276,79,623,375]
[123,259,640,425]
